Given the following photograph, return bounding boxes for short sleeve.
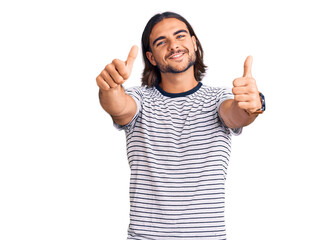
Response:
[113,86,143,132]
[216,87,243,136]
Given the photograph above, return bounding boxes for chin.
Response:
[157,56,195,74]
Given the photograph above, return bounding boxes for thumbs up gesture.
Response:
[232,56,262,115]
[96,45,138,91]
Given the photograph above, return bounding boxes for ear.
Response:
[146,51,157,66]
[192,36,197,51]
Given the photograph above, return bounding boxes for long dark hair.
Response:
[141,12,207,87]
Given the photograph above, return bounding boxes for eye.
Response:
[177,34,185,39]
[157,41,166,47]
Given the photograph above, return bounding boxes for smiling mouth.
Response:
[168,50,187,60]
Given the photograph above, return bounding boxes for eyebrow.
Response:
[152,29,189,46]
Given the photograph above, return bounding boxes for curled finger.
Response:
[96,75,110,91]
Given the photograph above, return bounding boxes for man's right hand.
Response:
[96,45,139,91]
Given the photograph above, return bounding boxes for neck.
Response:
[159,66,198,93]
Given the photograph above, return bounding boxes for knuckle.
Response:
[97,75,105,85]
[232,87,239,95]
[112,59,125,70]
[122,71,130,80]
[255,100,262,109]
[96,81,102,89]
[248,85,256,93]
[249,99,259,109]
[248,80,257,89]
[107,79,117,88]
[105,63,114,72]
[100,70,107,79]
[112,58,120,65]
[114,78,124,85]
[248,93,256,102]
[248,94,254,102]
[233,78,240,86]
[248,77,255,84]
[96,78,109,90]
[109,83,117,89]
[101,83,110,91]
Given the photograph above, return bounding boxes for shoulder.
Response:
[199,84,232,97]
[124,85,150,94]
[124,85,159,99]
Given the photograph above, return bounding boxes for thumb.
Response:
[243,55,253,78]
[125,45,139,70]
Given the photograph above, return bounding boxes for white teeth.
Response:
[170,53,183,58]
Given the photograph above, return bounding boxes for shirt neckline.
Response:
[155,82,202,98]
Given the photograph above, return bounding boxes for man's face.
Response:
[147,18,197,74]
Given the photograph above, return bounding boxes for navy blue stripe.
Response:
[127,133,231,149]
[130,222,225,230]
[129,211,224,221]
[128,231,226,239]
[129,185,225,194]
[127,142,231,157]
[128,157,228,169]
[128,168,226,179]
[127,149,230,163]
[130,199,224,208]
[130,179,225,189]
[131,204,225,213]
[129,218,224,226]
[129,191,224,199]
[130,208,225,217]
[130,177,225,187]
[128,156,229,170]
[130,163,227,175]
[137,111,218,128]
[135,118,221,133]
[129,172,227,181]
[130,195,225,203]
[127,123,228,137]
[130,156,228,167]
[130,184,225,192]
[128,228,226,236]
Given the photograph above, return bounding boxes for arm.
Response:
[96,45,138,126]
[99,86,137,126]
[219,99,259,129]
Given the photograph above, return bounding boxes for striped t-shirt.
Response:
[114,82,242,240]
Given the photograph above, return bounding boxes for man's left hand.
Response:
[232,56,262,115]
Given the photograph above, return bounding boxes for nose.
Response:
[167,38,179,51]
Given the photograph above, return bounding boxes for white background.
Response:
[1,0,330,239]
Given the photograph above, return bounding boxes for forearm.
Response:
[99,85,130,117]
[220,99,258,129]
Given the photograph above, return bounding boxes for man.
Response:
[96,12,265,240]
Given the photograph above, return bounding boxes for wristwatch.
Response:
[254,92,266,114]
